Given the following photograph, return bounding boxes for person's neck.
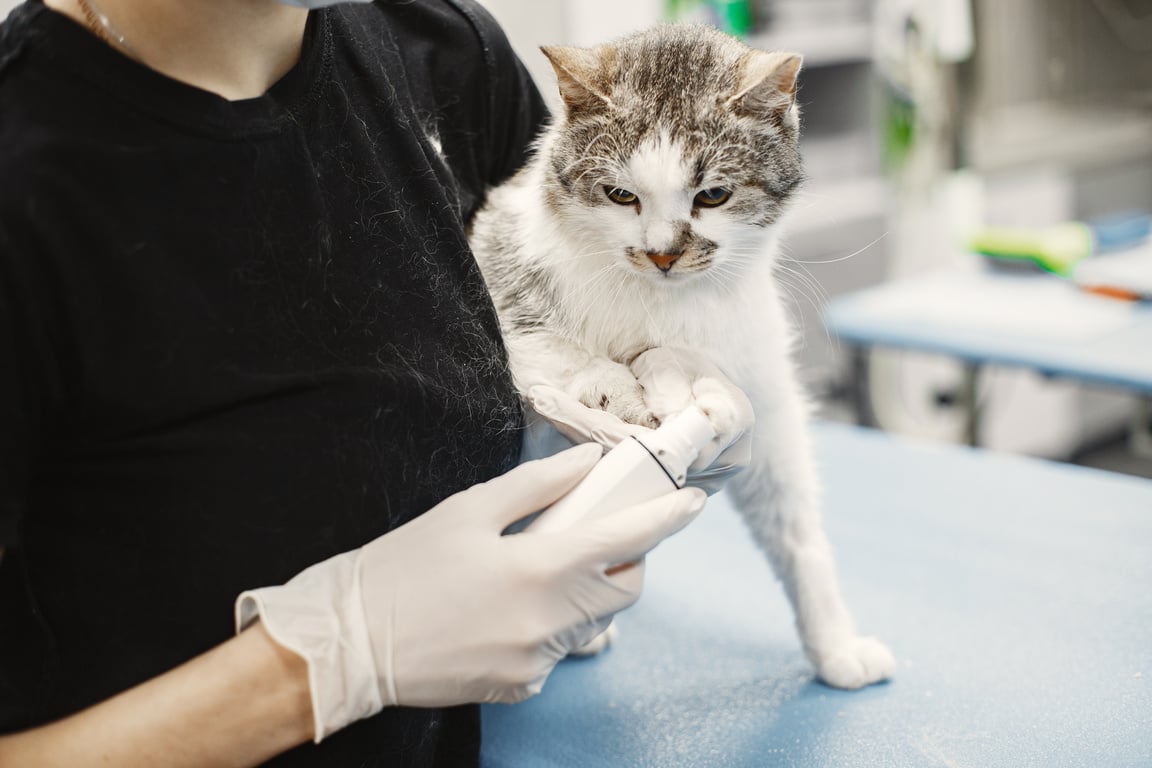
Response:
[45,0,309,101]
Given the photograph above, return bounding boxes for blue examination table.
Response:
[481,423,1152,767]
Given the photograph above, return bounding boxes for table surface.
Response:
[824,266,1152,393]
[480,423,1152,768]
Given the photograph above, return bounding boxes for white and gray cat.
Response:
[469,24,893,689]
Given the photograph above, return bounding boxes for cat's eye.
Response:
[694,188,732,207]
[605,187,639,206]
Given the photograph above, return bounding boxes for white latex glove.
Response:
[524,347,755,495]
[235,444,706,741]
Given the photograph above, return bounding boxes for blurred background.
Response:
[3,0,1149,477]
[483,0,1152,478]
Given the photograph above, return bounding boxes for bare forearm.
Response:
[0,622,314,767]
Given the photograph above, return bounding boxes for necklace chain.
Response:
[74,0,141,60]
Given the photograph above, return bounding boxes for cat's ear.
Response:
[727,51,802,125]
[541,45,615,118]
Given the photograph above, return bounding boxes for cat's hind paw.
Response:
[813,636,895,689]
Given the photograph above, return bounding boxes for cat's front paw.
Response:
[569,361,659,429]
[689,374,751,442]
[813,636,895,689]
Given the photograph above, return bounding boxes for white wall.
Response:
[477,0,566,109]
[479,0,665,111]
[1,0,22,18]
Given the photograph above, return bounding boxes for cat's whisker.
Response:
[774,254,829,301]
[773,262,828,313]
[572,158,627,179]
[540,241,621,259]
[588,131,628,165]
[570,261,624,296]
[771,258,838,352]
[560,150,622,175]
[771,277,815,340]
[564,155,630,188]
[790,231,889,266]
[774,272,814,315]
[774,242,835,310]
[571,167,621,189]
[700,269,742,298]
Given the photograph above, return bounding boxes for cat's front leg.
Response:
[729,370,895,689]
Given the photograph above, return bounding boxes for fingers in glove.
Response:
[571,487,707,569]
[528,385,649,450]
[602,559,646,609]
[472,443,602,529]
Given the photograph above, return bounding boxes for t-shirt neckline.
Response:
[21,0,332,138]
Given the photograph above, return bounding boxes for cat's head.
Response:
[540,25,803,286]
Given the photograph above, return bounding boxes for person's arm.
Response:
[0,622,313,768]
[1,448,704,762]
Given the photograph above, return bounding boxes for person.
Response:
[0,0,749,765]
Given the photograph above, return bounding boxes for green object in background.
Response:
[710,0,754,36]
[882,90,916,173]
[666,0,755,36]
[969,223,1094,277]
[665,0,705,20]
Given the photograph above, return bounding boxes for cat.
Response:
[468,23,894,690]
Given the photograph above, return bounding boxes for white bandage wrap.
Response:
[235,549,383,742]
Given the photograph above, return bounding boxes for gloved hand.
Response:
[236,444,706,741]
[525,347,755,495]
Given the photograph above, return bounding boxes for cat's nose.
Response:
[647,252,680,272]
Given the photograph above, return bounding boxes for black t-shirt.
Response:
[0,0,546,764]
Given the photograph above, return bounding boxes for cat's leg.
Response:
[506,331,657,428]
[727,369,895,689]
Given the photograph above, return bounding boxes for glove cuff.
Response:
[235,549,384,742]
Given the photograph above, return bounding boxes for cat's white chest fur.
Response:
[557,255,782,391]
[503,167,787,402]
